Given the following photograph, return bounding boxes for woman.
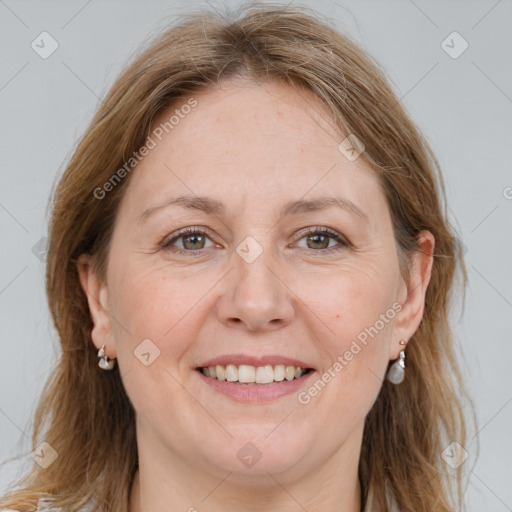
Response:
[0,3,473,511]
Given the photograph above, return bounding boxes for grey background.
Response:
[1,0,511,510]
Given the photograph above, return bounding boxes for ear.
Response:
[390,230,435,360]
[77,253,117,359]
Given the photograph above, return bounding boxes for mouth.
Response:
[196,364,313,384]
[194,356,316,402]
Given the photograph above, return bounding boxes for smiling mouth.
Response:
[197,364,313,384]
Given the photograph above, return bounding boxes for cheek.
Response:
[292,261,397,415]
[295,272,394,439]
[107,264,204,360]
[337,279,396,355]
[107,268,204,429]
[298,263,398,351]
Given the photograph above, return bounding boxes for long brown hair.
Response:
[0,3,475,511]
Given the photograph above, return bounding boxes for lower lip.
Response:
[196,370,316,403]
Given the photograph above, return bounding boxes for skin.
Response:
[78,78,434,512]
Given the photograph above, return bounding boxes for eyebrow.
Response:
[138,194,368,223]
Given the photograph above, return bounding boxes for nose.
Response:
[216,247,295,332]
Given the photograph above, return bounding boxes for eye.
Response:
[161,227,217,255]
[294,227,349,253]
[161,226,349,256]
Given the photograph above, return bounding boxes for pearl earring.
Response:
[98,345,116,370]
[386,339,407,384]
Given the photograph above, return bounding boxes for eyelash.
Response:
[161,226,350,256]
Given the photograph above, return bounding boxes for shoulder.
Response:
[1,496,95,512]
[38,496,96,512]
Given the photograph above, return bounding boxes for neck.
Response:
[128,423,364,512]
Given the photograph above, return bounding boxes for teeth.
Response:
[255,365,274,384]
[274,364,285,381]
[225,364,238,382]
[215,365,225,381]
[285,365,295,381]
[238,365,255,383]
[200,364,308,383]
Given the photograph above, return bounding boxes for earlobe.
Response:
[76,254,116,357]
[390,230,435,359]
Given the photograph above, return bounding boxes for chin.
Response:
[196,427,316,479]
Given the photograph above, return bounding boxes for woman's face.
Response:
[80,79,431,487]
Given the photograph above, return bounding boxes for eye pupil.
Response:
[183,234,205,250]
[308,234,329,249]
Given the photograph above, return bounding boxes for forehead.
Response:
[118,79,384,219]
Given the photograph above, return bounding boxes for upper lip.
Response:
[198,354,314,369]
